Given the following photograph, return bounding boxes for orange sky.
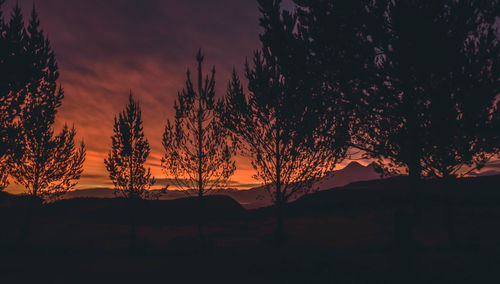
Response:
[4,0,308,194]
[5,0,498,194]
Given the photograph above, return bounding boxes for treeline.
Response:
[1,0,499,252]
[243,0,499,246]
[96,0,500,250]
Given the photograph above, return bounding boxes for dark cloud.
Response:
[155,178,260,189]
[485,162,500,169]
[3,0,264,190]
[81,173,108,180]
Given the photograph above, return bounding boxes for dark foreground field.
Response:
[2,176,500,283]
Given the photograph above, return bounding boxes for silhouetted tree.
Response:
[0,0,10,190]
[11,122,85,200]
[106,92,155,198]
[222,52,347,242]
[11,7,86,201]
[415,1,500,245]
[162,50,235,246]
[221,0,348,243]
[7,7,86,244]
[0,3,32,190]
[353,0,500,246]
[105,92,155,255]
[271,0,374,134]
[266,0,499,248]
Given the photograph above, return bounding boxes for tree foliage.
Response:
[105,93,155,199]
[355,0,500,180]
[12,124,86,200]
[257,0,500,247]
[293,0,375,131]
[221,2,349,240]
[10,7,86,200]
[223,1,348,205]
[162,50,235,196]
[0,3,32,190]
[162,51,235,246]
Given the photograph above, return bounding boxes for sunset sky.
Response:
[5,0,343,193]
[4,0,498,194]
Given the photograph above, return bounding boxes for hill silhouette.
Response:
[2,174,500,283]
[5,173,500,224]
[60,161,383,209]
[43,195,245,225]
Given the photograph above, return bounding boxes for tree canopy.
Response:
[105,93,155,199]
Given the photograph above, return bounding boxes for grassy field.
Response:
[1,176,500,283]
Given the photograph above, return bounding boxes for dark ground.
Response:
[1,176,500,283]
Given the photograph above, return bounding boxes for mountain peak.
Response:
[343,161,365,169]
[313,161,381,192]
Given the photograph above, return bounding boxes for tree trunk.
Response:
[21,156,42,244]
[198,192,206,249]
[274,121,285,245]
[196,53,206,251]
[393,158,419,260]
[408,156,421,214]
[19,196,35,246]
[443,176,457,247]
[129,198,137,257]
[275,199,285,243]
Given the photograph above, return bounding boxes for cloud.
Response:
[155,178,260,189]
[485,162,500,169]
[3,0,263,190]
[81,173,108,180]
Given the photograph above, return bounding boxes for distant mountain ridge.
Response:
[62,161,383,208]
[312,161,382,191]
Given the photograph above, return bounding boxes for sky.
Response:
[5,0,346,193]
[4,0,498,194]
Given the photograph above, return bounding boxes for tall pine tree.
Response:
[105,93,155,199]
[221,0,349,242]
[354,0,500,246]
[11,7,86,200]
[0,3,32,190]
[222,55,347,242]
[105,92,154,256]
[162,50,236,246]
[257,0,499,247]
